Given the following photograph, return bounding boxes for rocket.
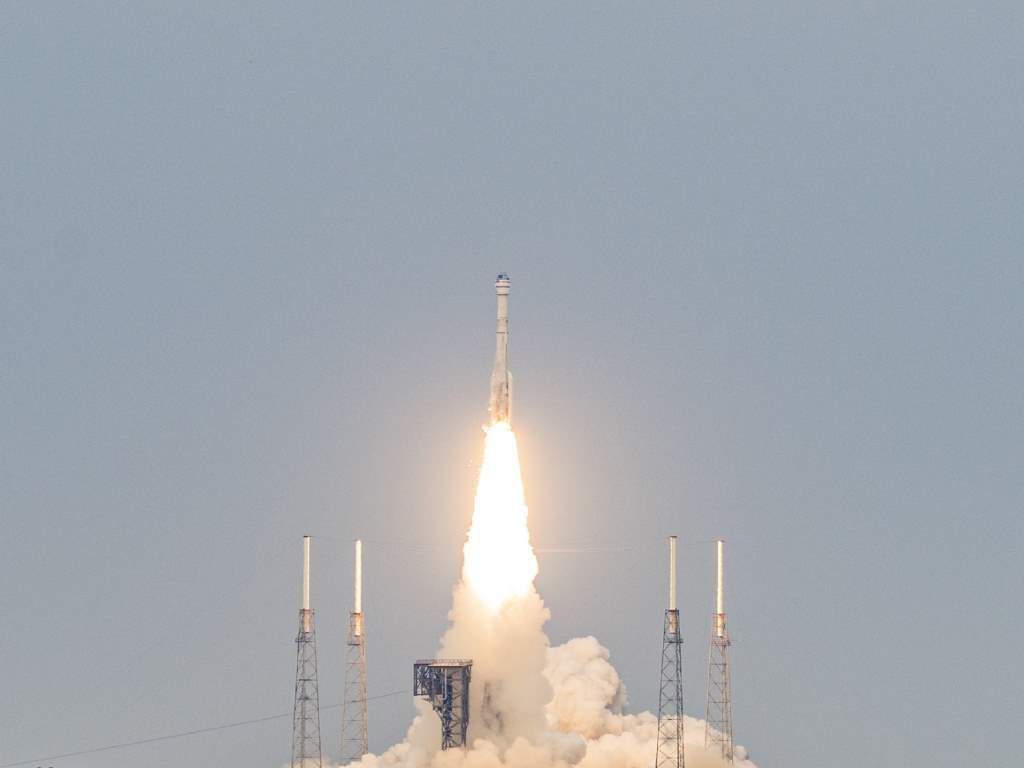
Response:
[489,273,512,425]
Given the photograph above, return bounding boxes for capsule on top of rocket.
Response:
[489,273,512,425]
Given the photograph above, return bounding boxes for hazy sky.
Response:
[2,4,1022,767]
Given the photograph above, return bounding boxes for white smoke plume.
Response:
[354,622,754,768]
[347,424,756,768]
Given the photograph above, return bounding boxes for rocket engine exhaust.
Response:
[352,274,757,768]
[489,273,512,425]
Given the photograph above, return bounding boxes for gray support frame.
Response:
[705,618,734,763]
[413,659,473,749]
[655,609,685,768]
[292,608,323,768]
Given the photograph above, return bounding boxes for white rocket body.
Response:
[489,273,513,425]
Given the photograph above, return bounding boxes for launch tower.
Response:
[655,535,685,768]
[292,535,323,768]
[341,539,369,764]
[413,660,472,750]
[705,539,734,762]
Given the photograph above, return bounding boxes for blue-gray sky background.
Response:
[2,3,1022,767]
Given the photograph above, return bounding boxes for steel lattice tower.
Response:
[705,539,733,763]
[292,536,323,768]
[656,535,685,768]
[341,539,368,764]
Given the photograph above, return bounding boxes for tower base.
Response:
[292,608,323,768]
[413,659,472,750]
[655,609,685,768]
[705,616,733,764]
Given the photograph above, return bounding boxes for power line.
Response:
[0,690,409,768]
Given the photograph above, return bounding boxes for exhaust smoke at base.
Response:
[342,276,756,768]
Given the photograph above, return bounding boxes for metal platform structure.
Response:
[413,659,472,750]
[656,536,685,768]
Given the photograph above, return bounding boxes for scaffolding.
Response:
[292,607,323,768]
[705,539,733,762]
[291,536,323,768]
[655,536,685,768]
[413,660,472,750]
[341,540,368,764]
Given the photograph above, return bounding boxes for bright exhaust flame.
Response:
[462,421,538,611]
[354,415,760,768]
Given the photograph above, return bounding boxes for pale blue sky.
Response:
[2,3,1022,767]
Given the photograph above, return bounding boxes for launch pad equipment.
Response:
[656,536,685,768]
[705,539,734,763]
[292,536,324,768]
[342,539,369,764]
[413,660,472,750]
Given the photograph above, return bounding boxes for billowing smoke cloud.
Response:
[347,424,756,768]
[353,613,754,768]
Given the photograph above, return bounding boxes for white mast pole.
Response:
[302,535,311,632]
[669,535,678,611]
[353,539,363,637]
[354,538,362,614]
[716,539,724,613]
[303,535,311,611]
[716,538,725,638]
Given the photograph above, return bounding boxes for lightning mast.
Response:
[705,539,734,762]
[291,535,323,768]
[341,539,369,763]
[655,535,685,768]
